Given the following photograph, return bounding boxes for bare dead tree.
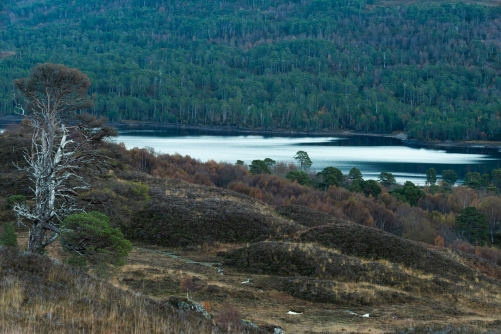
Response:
[12,63,108,254]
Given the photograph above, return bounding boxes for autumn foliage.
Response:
[112,144,501,267]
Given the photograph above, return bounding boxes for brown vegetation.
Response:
[123,178,303,247]
[3,129,501,332]
[0,248,213,333]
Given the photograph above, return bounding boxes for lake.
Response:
[115,129,501,185]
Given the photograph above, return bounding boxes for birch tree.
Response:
[13,63,109,254]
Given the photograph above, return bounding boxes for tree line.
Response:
[3,62,501,273]
[121,144,501,257]
[1,0,501,140]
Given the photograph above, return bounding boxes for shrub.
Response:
[61,211,132,266]
[0,223,18,247]
[180,276,196,300]
[286,170,314,187]
[435,235,445,247]
[215,304,242,332]
[5,195,26,209]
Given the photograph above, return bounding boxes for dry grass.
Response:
[5,176,501,333]
[0,248,213,334]
[116,243,501,333]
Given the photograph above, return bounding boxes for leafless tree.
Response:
[12,63,113,254]
[480,196,501,243]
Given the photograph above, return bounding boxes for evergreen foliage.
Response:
[5,195,26,209]
[441,170,458,187]
[348,168,363,182]
[61,211,132,266]
[426,168,437,185]
[492,169,501,191]
[0,223,17,247]
[2,1,501,140]
[286,170,314,187]
[456,207,489,245]
[391,181,426,206]
[249,160,271,175]
[263,158,276,167]
[317,166,343,190]
[378,172,396,189]
[293,151,313,171]
[360,179,382,198]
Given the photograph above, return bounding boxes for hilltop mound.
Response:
[299,223,477,281]
[224,241,453,305]
[223,239,501,317]
[125,178,303,247]
[275,204,348,227]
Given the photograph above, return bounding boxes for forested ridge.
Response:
[2,0,501,140]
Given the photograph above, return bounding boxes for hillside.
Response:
[96,175,501,332]
[2,0,501,140]
[0,247,215,333]
[1,126,501,332]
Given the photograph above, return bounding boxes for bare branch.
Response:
[12,64,98,254]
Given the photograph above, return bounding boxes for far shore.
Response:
[111,120,501,150]
[2,116,501,149]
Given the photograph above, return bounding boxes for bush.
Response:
[61,211,132,266]
[215,304,243,332]
[180,276,196,300]
[0,223,17,247]
[285,170,314,187]
[5,194,26,209]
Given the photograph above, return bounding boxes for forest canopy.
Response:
[1,0,501,140]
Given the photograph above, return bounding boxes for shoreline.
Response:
[2,116,501,149]
[110,121,501,149]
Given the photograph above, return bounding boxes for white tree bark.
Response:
[14,120,92,252]
[12,64,99,253]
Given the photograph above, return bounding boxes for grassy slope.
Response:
[115,177,501,333]
[2,175,501,332]
[1,146,501,333]
[0,248,213,334]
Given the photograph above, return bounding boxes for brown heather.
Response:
[3,131,501,332]
[0,248,212,334]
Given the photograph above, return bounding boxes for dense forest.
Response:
[2,0,501,140]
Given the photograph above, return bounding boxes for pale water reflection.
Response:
[116,131,501,185]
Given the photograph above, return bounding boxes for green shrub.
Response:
[5,195,26,209]
[286,170,314,187]
[65,254,88,270]
[61,211,132,266]
[0,223,18,247]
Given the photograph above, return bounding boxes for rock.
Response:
[165,297,211,319]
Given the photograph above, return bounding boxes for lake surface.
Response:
[115,129,501,185]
